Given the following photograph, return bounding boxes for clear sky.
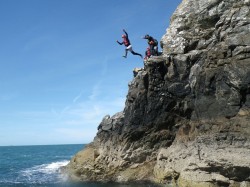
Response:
[0,0,182,146]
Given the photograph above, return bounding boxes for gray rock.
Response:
[66,0,250,186]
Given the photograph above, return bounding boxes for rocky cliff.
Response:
[66,0,250,186]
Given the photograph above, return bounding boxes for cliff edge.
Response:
[66,0,250,186]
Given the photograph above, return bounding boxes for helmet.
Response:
[144,34,149,39]
[122,34,126,38]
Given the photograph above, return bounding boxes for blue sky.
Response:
[0,0,181,146]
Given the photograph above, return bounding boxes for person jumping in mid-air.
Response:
[117,29,143,59]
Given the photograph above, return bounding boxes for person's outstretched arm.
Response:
[123,29,128,37]
[116,40,123,45]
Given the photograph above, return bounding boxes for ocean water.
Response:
[0,144,159,187]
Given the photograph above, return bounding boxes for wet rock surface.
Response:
[66,0,250,186]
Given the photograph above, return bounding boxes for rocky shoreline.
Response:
[66,0,250,186]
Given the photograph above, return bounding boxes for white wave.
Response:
[44,160,69,171]
[19,160,70,183]
[23,160,69,174]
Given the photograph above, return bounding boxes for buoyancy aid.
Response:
[123,37,130,47]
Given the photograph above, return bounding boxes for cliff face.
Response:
[66,0,250,186]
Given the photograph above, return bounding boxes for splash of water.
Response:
[18,160,69,184]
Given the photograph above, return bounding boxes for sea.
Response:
[0,144,160,187]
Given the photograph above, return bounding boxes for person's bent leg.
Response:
[150,45,155,55]
[131,50,143,58]
[123,49,128,58]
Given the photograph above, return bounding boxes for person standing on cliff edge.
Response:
[117,29,143,59]
[142,34,158,56]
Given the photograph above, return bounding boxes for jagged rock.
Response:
[98,115,112,131]
[133,67,143,77]
[66,0,250,186]
[97,112,124,132]
[168,82,190,97]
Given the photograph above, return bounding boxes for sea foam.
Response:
[19,160,70,184]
